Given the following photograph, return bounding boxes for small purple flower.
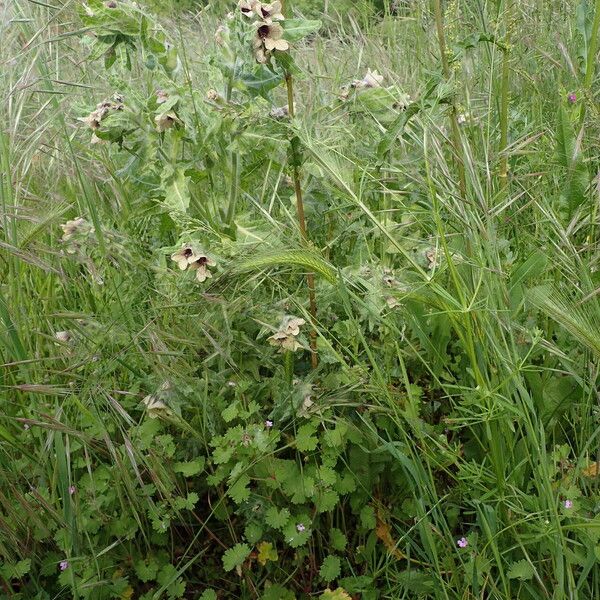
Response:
[457,537,468,548]
[59,560,69,571]
[564,499,573,509]
[567,93,577,104]
[296,523,306,533]
[69,485,76,495]
[265,420,273,428]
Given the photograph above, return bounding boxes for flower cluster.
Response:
[60,217,93,254]
[78,94,124,143]
[340,69,384,100]
[238,1,289,64]
[267,315,305,352]
[170,244,216,283]
[142,381,173,419]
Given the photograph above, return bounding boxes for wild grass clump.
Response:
[1,0,600,598]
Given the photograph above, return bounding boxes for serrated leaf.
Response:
[228,474,251,504]
[319,588,351,600]
[173,457,205,477]
[244,522,264,544]
[261,584,296,600]
[257,541,278,566]
[316,489,339,513]
[330,528,347,552]
[199,591,217,600]
[134,556,159,583]
[359,505,376,530]
[295,423,318,451]
[221,403,239,423]
[265,506,290,529]
[282,519,311,548]
[319,555,341,582]
[0,559,31,580]
[508,559,534,581]
[222,543,251,572]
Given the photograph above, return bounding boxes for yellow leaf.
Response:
[375,506,405,560]
[120,586,134,600]
[257,541,278,566]
[582,461,599,477]
[319,588,352,600]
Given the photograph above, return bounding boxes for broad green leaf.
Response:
[282,19,321,42]
[163,168,190,216]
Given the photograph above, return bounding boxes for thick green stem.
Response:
[432,0,466,199]
[285,73,318,369]
[224,77,240,228]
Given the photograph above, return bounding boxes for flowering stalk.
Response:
[278,2,318,369]
[284,73,318,369]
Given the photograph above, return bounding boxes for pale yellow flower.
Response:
[238,0,258,17]
[253,22,289,62]
[156,89,169,104]
[78,96,124,130]
[268,331,302,352]
[142,394,170,418]
[171,244,203,270]
[282,316,306,336]
[267,315,305,352]
[254,1,284,23]
[60,217,91,242]
[188,254,217,283]
[361,69,384,88]
[54,331,72,343]
[155,111,181,132]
